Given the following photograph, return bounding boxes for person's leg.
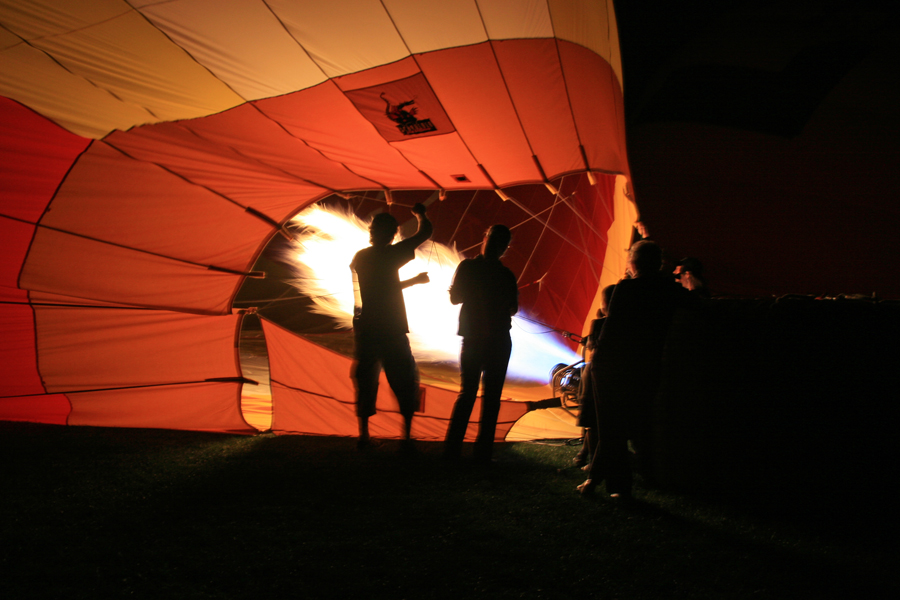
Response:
[380,333,420,441]
[580,369,606,492]
[583,388,630,496]
[473,335,511,462]
[601,399,632,496]
[575,427,596,468]
[443,338,483,459]
[574,366,595,465]
[352,331,381,446]
[358,416,370,444]
[628,391,656,487]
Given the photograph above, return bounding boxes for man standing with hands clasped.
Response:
[350,202,432,452]
[443,225,518,463]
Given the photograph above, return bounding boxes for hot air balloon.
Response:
[1,0,637,440]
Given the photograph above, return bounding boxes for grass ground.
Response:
[1,421,896,599]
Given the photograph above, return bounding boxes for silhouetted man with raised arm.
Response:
[443,225,519,463]
[350,203,432,451]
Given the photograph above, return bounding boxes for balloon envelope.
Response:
[1,0,635,436]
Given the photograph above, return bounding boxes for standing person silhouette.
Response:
[572,284,617,468]
[578,240,697,497]
[350,202,432,451]
[443,225,519,463]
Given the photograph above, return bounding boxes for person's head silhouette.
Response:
[628,240,662,277]
[482,224,511,259]
[369,212,399,246]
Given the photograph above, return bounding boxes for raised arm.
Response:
[396,202,433,251]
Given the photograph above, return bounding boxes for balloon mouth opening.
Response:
[238,194,582,386]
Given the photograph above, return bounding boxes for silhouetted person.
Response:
[443,225,518,463]
[579,240,697,497]
[350,203,432,451]
[573,284,616,468]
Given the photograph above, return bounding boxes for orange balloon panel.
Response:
[33,307,242,393]
[0,218,35,303]
[0,394,71,426]
[0,97,90,222]
[0,304,47,399]
[67,382,253,433]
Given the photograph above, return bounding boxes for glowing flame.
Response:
[287,204,581,383]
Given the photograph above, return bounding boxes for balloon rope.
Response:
[447,190,478,250]
[514,314,573,337]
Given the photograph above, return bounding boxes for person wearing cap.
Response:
[674,257,710,298]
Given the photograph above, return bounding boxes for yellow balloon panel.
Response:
[0,40,156,137]
[139,0,327,100]
[383,0,487,54]
[549,0,623,88]
[478,0,555,40]
[267,0,410,78]
[0,0,128,40]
